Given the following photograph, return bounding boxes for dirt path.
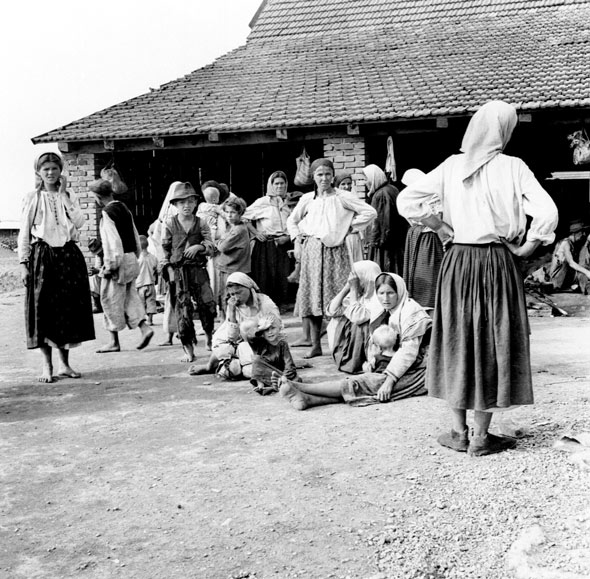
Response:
[1,275,589,578]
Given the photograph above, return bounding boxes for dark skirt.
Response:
[25,240,95,349]
[331,317,369,374]
[250,239,292,306]
[403,225,444,309]
[297,237,351,317]
[427,244,533,410]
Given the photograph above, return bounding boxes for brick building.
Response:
[32,0,590,260]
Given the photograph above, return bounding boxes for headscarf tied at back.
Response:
[34,151,64,190]
[369,273,431,343]
[460,100,518,182]
[150,181,181,249]
[351,260,382,301]
[310,158,335,175]
[226,272,261,308]
[362,164,388,196]
[266,171,288,197]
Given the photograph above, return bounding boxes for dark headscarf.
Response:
[310,158,335,175]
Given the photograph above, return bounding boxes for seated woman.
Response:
[240,314,299,395]
[326,260,382,374]
[279,273,432,410]
[187,272,280,379]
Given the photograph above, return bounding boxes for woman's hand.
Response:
[255,231,268,242]
[184,244,204,259]
[58,174,68,195]
[226,295,238,321]
[274,234,291,246]
[436,222,455,251]
[20,263,30,287]
[377,375,396,402]
[500,238,540,258]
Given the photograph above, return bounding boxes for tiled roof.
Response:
[33,1,590,144]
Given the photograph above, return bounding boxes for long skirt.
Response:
[341,345,428,407]
[25,240,95,349]
[427,244,533,410]
[403,225,444,309]
[297,237,351,317]
[250,239,292,306]
[330,316,369,374]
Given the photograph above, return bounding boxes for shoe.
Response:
[468,433,517,457]
[437,430,469,452]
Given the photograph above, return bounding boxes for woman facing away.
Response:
[326,260,382,374]
[280,273,432,410]
[397,100,559,457]
[243,171,293,309]
[18,152,95,382]
[187,272,281,380]
[287,158,377,359]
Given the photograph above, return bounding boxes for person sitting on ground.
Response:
[280,273,432,410]
[136,235,159,326]
[240,314,298,395]
[90,179,154,353]
[326,260,382,374]
[548,219,590,292]
[188,272,281,380]
[362,324,397,374]
[160,182,217,363]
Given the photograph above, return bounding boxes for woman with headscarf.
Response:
[279,273,431,409]
[363,164,407,274]
[397,100,559,456]
[18,152,95,383]
[243,171,293,308]
[287,158,377,359]
[187,272,281,379]
[401,168,444,310]
[326,260,382,374]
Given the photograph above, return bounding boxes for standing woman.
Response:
[363,164,407,274]
[287,158,377,358]
[243,171,293,309]
[397,101,559,456]
[18,152,95,382]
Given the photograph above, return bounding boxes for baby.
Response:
[197,186,226,238]
[240,314,298,395]
[363,325,398,374]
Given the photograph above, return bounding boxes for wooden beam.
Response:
[208,132,220,142]
[436,117,449,128]
[152,136,165,148]
[276,128,288,140]
[347,123,360,135]
[518,113,532,123]
[103,140,115,151]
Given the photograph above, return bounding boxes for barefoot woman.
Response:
[18,152,95,382]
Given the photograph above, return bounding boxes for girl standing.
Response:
[18,152,95,382]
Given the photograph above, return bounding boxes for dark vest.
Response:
[103,201,137,254]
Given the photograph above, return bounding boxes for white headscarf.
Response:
[460,101,517,182]
[150,181,181,247]
[362,165,388,195]
[401,168,426,187]
[266,171,288,198]
[351,260,382,302]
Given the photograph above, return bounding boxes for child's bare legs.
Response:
[291,317,312,348]
[279,375,344,410]
[38,345,54,383]
[97,331,121,353]
[181,343,195,363]
[136,320,154,350]
[56,347,81,378]
[188,354,218,376]
[147,313,154,326]
[158,333,175,346]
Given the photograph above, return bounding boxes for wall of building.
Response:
[323,136,366,197]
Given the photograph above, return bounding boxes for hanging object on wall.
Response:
[100,159,129,197]
[568,130,590,165]
[385,136,397,181]
[294,147,313,187]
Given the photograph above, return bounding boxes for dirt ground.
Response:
[1,248,589,579]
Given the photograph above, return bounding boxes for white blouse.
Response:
[243,196,291,237]
[397,154,558,246]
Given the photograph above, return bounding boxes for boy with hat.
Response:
[89,179,154,352]
[548,219,590,291]
[160,182,217,363]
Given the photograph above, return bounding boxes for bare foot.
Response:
[303,345,322,359]
[57,367,82,379]
[37,372,55,383]
[188,364,210,376]
[96,344,121,353]
[271,371,281,390]
[158,340,173,347]
[279,377,310,410]
[291,338,312,348]
[181,353,196,363]
[137,329,154,350]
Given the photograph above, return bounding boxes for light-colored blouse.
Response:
[397,154,558,246]
[18,189,85,262]
[243,196,291,237]
[287,189,377,248]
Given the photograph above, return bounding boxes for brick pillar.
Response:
[63,152,103,264]
[323,136,366,198]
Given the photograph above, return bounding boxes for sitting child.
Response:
[362,324,398,374]
[240,314,298,395]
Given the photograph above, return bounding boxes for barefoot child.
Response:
[240,314,298,395]
[136,235,159,325]
[160,182,217,363]
[90,179,154,353]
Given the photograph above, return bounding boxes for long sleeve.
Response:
[160,219,173,266]
[17,191,37,263]
[397,166,445,223]
[100,211,124,271]
[62,191,85,229]
[199,220,215,255]
[286,194,313,239]
[340,192,377,231]
[384,337,421,381]
[216,225,249,254]
[280,341,298,380]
